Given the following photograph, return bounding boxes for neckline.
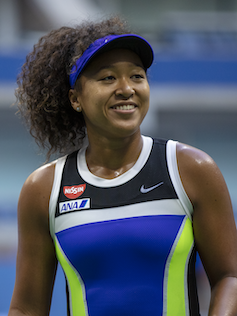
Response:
[77,135,153,187]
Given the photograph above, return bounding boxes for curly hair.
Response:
[16,16,131,160]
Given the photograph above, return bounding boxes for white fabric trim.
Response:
[77,135,153,187]
[49,155,67,238]
[166,140,193,219]
[54,199,184,233]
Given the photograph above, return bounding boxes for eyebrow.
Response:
[96,62,145,73]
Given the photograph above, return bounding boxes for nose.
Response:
[115,77,135,99]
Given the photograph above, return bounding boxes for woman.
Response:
[8,16,237,316]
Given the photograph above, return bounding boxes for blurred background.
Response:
[1,0,237,315]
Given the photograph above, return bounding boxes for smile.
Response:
[112,104,136,110]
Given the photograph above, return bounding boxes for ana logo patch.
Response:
[63,184,86,199]
[59,198,90,213]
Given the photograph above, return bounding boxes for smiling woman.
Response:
[8,16,237,316]
[69,48,150,146]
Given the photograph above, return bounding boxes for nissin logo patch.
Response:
[63,184,86,199]
[59,198,90,213]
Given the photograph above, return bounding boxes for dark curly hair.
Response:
[15,16,131,160]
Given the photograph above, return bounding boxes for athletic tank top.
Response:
[49,136,200,316]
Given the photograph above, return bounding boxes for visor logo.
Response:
[63,184,86,199]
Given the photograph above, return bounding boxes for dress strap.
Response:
[49,155,67,238]
[166,140,193,219]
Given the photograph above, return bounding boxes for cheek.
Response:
[83,85,105,104]
[80,92,104,120]
[141,85,150,105]
[80,87,97,110]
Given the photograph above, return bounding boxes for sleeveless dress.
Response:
[49,136,200,316]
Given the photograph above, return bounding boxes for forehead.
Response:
[82,48,144,75]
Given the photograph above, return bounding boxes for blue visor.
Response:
[69,34,154,88]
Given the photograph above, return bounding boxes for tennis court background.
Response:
[1,1,237,315]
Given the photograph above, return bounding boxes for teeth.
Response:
[114,105,135,110]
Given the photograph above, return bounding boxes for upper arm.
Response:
[9,163,57,316]
[176,143,237,288]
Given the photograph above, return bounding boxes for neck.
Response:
[85,131,143,179]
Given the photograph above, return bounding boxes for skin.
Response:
[177,143,237,315]
[69,49,150,178]
[8,48,237,316]
[8,163,57,316]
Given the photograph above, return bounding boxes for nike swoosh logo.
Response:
[140,182,164,193]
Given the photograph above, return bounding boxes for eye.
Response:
[101,75,115,81]
[131,74,145,80]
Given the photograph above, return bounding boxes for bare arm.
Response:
[177,143,237,316]
[8,163,57,316]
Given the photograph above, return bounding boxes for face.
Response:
[69,48,150,140]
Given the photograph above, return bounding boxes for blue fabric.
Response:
[56,214,185,316]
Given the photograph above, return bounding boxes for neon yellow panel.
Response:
[55,238,88,316]
[166,218,194,316]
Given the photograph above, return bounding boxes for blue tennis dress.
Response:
[49,136,200,316]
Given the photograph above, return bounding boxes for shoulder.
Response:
[176,142,216,174]
[175,142,229,208]
[22,161,56,197]
[18,160,57,221]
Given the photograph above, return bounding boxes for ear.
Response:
[69,89,81,112]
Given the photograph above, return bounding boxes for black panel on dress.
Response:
[56,138,178,217]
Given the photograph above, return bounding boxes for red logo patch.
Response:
[63,184,86,199]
